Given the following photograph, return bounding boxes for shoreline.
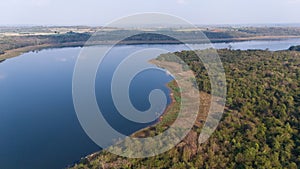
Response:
[0,42,85,60]
[159,81,176,122]
[68,60,178,168]
[70,58,192,168]
[131,80,177,138]
[69,80,178,168]
[1,36,300,60]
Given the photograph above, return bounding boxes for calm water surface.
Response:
[0,38,300,169]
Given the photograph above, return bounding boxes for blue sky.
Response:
[1,0,300,26]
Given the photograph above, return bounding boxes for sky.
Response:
[1,0,300,26]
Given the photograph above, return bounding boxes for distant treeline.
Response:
[44,31,91,43]
[1,27,300,56]
[289,45,300,51]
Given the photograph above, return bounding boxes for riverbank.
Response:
[1,35,300,61]
[69,57,212,169]
[68,80,180,168]
[131,80,180,138]
[0,42,85,60]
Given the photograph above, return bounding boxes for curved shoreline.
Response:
[67,80,178,168]
[131,80,177,137]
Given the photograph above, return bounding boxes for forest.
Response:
[70,48,300,169]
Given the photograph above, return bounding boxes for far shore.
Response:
[1,35,300,60]
[0,42,85,60]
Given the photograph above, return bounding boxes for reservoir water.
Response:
[0,38,300,169]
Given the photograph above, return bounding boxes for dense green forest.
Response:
[70,48,300,169]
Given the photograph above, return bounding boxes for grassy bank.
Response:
[131,80,181,138]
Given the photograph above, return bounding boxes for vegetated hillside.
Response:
[70,48,300,169]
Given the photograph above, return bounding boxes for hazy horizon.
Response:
[1,0,300,26]
[1,23,300,28]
